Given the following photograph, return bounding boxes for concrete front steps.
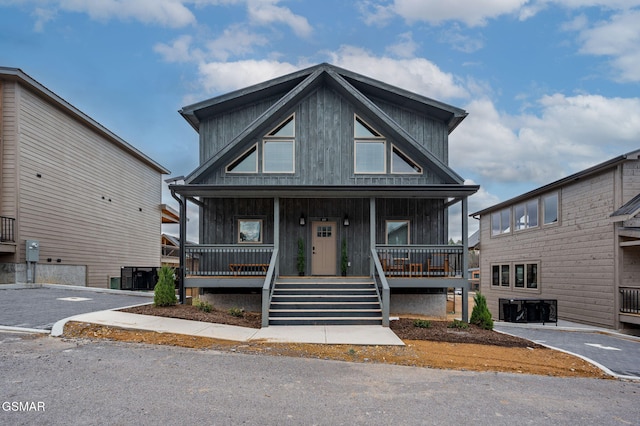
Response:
[269,277,382,326]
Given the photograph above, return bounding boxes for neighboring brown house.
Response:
[169,63,479,326]
[0,67,169,287]
[472,150,640,332]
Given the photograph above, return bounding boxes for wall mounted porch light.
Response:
[343,215,350,226]
[299,214,306,226]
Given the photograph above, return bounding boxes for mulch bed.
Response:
[121,304,539,349]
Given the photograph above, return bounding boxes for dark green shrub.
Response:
[413,319,432,328]
[448,319,469,329]
[470,292,494,330]
[154,265,177,307]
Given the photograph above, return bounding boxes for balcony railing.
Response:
[620,287,640,315]
[375,245,464,278]
[1,216,15,242]
[185,244,274,277]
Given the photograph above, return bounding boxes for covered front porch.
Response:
[170,184,478,326]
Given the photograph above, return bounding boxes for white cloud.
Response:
[154,35,201,63]
[197,59,301,94]
[32,7,56,32]
[573,9,640,82]
[370,0,529,27]
[246,0,312,38]
[205,24,269,61]
[385,32,419,58]
[327,45,469,100]
[450,94,640,186]
[59,0,196,27]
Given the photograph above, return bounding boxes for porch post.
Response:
[369,197,376,275]
[461,196,469,322]
[274,197,280,276]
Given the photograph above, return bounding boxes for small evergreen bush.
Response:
[153,265,177,307]
[470,292,494,330]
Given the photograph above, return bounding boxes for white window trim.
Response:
[354,114,386,174]
[354,140,387,174]
[391,144,423,174]
[385,219,410,245]
[225,144,258,174]
[262,139,295,174]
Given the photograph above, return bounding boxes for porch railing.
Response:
[371,247,390,326]
[261,248,279,327]
[1,216,15,242]
[185,244,274,276]
[375,245,464,278]
[620,287,640,315]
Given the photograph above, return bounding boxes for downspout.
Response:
[170,188,187,304]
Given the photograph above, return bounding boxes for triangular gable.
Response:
[325,67,464,184]
[185,68,324,184]
[184,63,467,184]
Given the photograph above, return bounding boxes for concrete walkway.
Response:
[51,310,406,346]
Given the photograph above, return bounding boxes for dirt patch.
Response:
[60,304,611,379]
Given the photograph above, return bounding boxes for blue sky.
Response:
[1,0,639,240]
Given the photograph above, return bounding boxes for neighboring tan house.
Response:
[169,63,479,327]
[472,150,640,332]
[0,67,169,287]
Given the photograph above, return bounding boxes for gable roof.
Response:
[180,63,467,185]
[471,149,640,217]
[0,67,169,174]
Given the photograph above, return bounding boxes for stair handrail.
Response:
[261,247,279,327]
[371,247,390,326]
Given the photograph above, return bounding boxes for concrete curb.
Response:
[0,325,50,334]
[1,283,154,297]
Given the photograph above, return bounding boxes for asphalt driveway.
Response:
[0,285,152,331]
[495,323,640,380]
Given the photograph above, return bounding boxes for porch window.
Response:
[238,219,262,243]
[391,145,422,174]
[354,115,386,174]
[263,115,295,173]
[226,144,258,173]
[543,192,558,225]
[385,220,409,244]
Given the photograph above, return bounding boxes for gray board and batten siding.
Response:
[195,85,451,187]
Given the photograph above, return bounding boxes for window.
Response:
[391,145,422,174]
[263,115,295,173]
[515,199,538,231]
[515,263,538,289]
[492,264,510,286]
[491,208,511,236]
[226,144,257,173]
[354,115,386,173]
[543,193,558,225]
[238,219,262,243]
[386,220,409,244]
[501,265,510,286]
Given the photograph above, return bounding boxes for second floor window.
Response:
[263,115,295,173]
[354,115,386,174]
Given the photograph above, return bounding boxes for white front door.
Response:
[311,221,337,275]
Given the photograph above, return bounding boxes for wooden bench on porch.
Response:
[229,263,269,276]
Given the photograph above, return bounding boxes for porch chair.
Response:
[427,254,449,276]
[379,253,405,276]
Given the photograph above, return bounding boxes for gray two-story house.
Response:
[169,63,478,327]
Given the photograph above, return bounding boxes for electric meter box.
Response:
[26,240,40,262]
